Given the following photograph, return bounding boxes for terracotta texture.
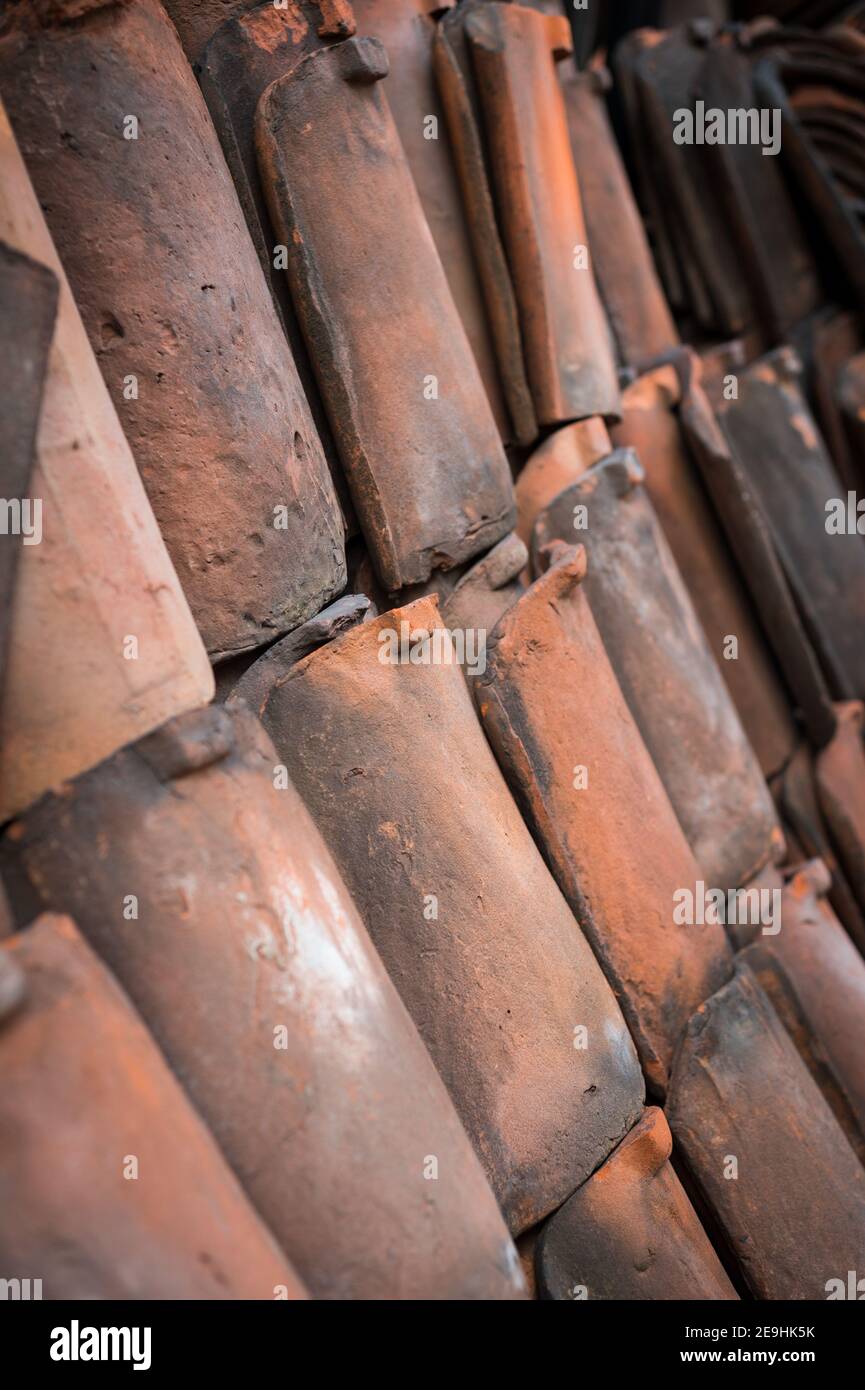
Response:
[0,877,12,940]
[735,859,865,1153]
[611,360,796,779]
[773,861,865,1139]
[256,36,515,591]
[536,1108,738,1302]
[5,706,524,1300]
[162,0,356,64]
[755,44,865,319]
[722,861,786,954]
[0,0,346,659]
[441,532,527,651]
[696,34,821,341]
[738,938,865,1168]
[816,700,865,922]
[476,546,733,1093]
[161,0,356,64]
[345,532,527,675]
[161,0,260,63]
[717,348,865,703]
[197,1,355,529]
[0,240,56,684]
[462,3,620,425]
[514,416,611,549]
[623,28,752,336]
[618,23,822,342]
[229,598,645,1233]
[613,30,689,319]
[781,739,865,957]
[434,2,537,446]
[221,592,370,712]
[682,355,837,749]
[697,333,755,398]
[623,21,865,339]
[807,311,863,501]
[0,99,213,823]
[836,347,865,489]
[4,0,865,1306]
[668,960,865,1300]
[0,914,306,1300]
[559,63,678,369]
[532,451,782,889]
[352,0,514,443]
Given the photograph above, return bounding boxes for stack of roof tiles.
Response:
[1,0,865,1301]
